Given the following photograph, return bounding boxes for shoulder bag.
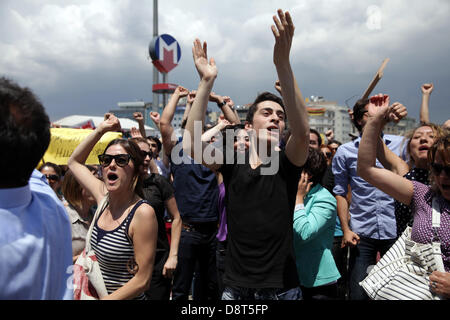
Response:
[360,198,445,300]
[73,196,109,300]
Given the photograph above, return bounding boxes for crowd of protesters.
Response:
[1,9,450,301]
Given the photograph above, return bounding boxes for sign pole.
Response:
[152,0,159,114]
[162,72,168,108]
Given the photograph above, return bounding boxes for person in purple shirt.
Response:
[0,77,73,299]
[332,94,408,300]
[357,97,450,299]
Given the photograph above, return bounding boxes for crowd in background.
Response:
[1,9,450,301]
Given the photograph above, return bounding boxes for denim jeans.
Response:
[171,225,219,301]
[348,236,396,300]
[222,286,302,300]
[216,240,227,297]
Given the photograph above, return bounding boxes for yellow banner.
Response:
[39,128,122,166]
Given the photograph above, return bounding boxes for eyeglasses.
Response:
[149,143,158,148]
[431,163,450,176]
[45,174,60,181]
[325,152,332,158]
[140,151,153,158]
[98,154,132,167]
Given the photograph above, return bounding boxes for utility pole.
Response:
[152,0,159,114]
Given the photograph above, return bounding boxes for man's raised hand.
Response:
[133,112,144,123]
[175,85,189,98]
[209,91,223,104]
[187,90,197,104]
[130,127,143,138]
[367,94,407,124]
[271,9,295,66]
[274,80,282,95]
[192,39,217,80]
[387,102,408,123]
[421,83,434,95]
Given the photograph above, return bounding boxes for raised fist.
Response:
[421,83,433,95]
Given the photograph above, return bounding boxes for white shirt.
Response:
[0,170,73,299]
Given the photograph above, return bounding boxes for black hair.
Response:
[310,128,322,146]
[245,92,285,124]
[38,162,63,178]
[146,136,162,153]
[302,147,328,187]
[220,124,246,150]
[0,77,51,187]
[352,98,369,132]
[327,139,342,146]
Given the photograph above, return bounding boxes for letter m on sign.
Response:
[150,34,182,74]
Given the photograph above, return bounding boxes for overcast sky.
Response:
[1,0,449,125]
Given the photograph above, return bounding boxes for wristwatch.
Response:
[217,101,226,108]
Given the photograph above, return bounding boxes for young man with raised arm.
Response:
[184,9,310,300]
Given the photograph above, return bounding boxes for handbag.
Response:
[359,198,445,300]
[73,196,109,300]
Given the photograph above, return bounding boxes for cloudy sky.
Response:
[1,0,449,125]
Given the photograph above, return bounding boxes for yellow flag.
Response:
[39,128,122,166]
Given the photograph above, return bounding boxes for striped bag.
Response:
[359,198,445,300]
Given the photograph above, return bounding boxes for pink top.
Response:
[410,181,450,271]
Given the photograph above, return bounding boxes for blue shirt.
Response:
[169,142,219,223]
[0,170,73,299]
[332,134,406,239]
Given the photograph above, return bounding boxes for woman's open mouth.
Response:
[107,172,118,183]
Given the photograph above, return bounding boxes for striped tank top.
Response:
[90,199,148,300]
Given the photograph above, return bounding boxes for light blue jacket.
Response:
[293,184,341,288]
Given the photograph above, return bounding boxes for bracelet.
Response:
[294,203,305,212]
[217,101,226,108]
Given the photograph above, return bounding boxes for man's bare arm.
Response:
[272,10,309,167]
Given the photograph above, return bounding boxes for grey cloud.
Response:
[0,0,448,124]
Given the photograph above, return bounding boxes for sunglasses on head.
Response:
[45,174,59,181]
[98,154,132,167]
[431,163,450,176]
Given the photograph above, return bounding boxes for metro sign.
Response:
[149,34,181,73]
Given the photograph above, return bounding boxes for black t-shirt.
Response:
[142,173,174,252]
[219,150,302,289]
